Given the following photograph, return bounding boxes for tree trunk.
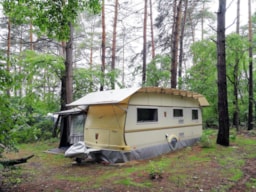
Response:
[178,0,188,89]
[89,18,96,92]
[18,27,23,97]
[149,0,155,59]
[247,0,254,130]
[100,0,106,91]
[0,155,34,167]
[65,22,73,105]
[30,22,33,50]
[236,0,240,34]
[59,23,73,147]
[6,18,11,97]
[171,0,182,88]
[188,12,195,44]
[142,0,148,85]
[201,1,205,41]
[233,0,240,131]
[60,41,66,111]
[216,0,229,146]
[111,0,118,89]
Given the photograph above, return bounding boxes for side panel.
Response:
[129,92,199,107]
[84,104,129,150]
[125,93,203,149]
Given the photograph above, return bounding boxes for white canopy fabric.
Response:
[55,106,88,115]
[66,87,209,107]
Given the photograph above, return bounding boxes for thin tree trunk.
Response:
[30,22,33,50]
[188,12,195,44]
[18,26,23,97]
[149,0,155,59]
[201,1,205,40]
[178,0,188,89]
[60,41,66,111]
[89,18,96,92]
[236,0,240,34]
[100,0,106,91]
[233,0,240,131]
[65,22,73,105]
[142,0,148,85]
[247,0,253,130]
[216,0,229,146]
[111,0,118,89]
[6,18,11,97]
[171,0,182,88]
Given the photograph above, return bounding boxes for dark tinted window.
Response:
[192,109,198,120]
[173,109,183,117]
[137,108,158,122]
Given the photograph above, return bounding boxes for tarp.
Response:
[64,138,199,163]
[55,106,88,115]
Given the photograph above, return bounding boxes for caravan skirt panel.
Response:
[100,138,199,163]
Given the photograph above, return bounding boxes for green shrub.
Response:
[200,129,215,148]
[10,117,54,143]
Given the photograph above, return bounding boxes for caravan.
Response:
[59,87,209,163]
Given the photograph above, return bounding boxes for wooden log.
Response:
[0,155,34,167]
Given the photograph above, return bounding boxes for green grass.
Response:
[56,175,91,182]
[115,178,152,188]
[229,168,243,181]
[3,129,256,191]
[246,178,256,190]
[168,173,188,187]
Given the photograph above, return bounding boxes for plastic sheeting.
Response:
[100,138,199,163]
[65,138,199,164]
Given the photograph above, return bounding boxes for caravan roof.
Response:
[67,87,209,107]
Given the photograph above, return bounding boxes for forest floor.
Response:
[1,129,256,192]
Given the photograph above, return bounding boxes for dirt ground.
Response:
[1,132,256,192]
[229,158,256,192]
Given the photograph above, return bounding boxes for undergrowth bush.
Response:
[10,117,54,144]
[200,129,215,148]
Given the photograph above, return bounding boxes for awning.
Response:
[55,106,88,115]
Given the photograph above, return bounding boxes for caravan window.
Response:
[173,109,183,117]
[137,108,158,122]
[192,109,199,120]
[70,114,86,143]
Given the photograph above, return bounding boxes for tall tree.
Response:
[149,0,155,59]
[247,0,253,130]
[178,0,188,89]
[142,0,148,85]
[111,0,119,89]
[6,18,11,96]
[216,0,229,146]
[170,0,182,88]
[100,0,106,91]
[233,0,240,130]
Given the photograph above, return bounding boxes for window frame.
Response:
[173,108,183,118]
[192,109,199,120]
[137,108,158,123]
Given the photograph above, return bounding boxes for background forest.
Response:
[0,0,255,153]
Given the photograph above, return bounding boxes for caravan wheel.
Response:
[75,157,82,164]
[167,135,178,150]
